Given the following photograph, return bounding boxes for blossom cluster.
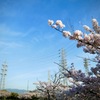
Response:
[35,63,100,100]
[47,18,100,99]
[34,73,68,100]
[48,19,100,54]
[34,19,100,100]
[62,65,100,100]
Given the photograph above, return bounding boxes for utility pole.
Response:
[0,62,8,90]
[59,48,68,86]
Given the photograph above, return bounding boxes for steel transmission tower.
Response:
[77,56,90,76]
[0,62,8,90]
[83,58,89,76]
[59,48,68,86]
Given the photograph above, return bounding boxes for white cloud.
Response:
[0,41,22,48]
[44,33,56,40]
[0,24,23,36]
[22,27,35,37]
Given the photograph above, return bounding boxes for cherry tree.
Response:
[48,18,100,100]
[34,72,70,100]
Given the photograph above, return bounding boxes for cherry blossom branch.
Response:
[48,19,100,54]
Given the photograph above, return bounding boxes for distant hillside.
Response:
[6,89,27,94]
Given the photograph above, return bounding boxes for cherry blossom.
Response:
[48,20,54,25]
[47,18,100,100]
[48,18,100,54]
[83,25,92,32]
[56,20,65,28]
[62,31,71,37]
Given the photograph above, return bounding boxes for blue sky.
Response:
[0,0,100,90]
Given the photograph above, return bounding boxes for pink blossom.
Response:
[56,20,62,25]
[83,25,91,31]
[59,23,65,28]
[48,20,54,25]
[62,31,71,37]
[94,34,100,39]
[69,35,75,40]
[92,18,98,24]
[84,34,91,42]
[86,45,93,50]
[77,41,85,48]
[56,20,65,28]
[52,24,57,28]
[92,18,98,28]
[92,34,100,46]
[88,33,94,40]
[73,30,83,36]
[77,36,83,40]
